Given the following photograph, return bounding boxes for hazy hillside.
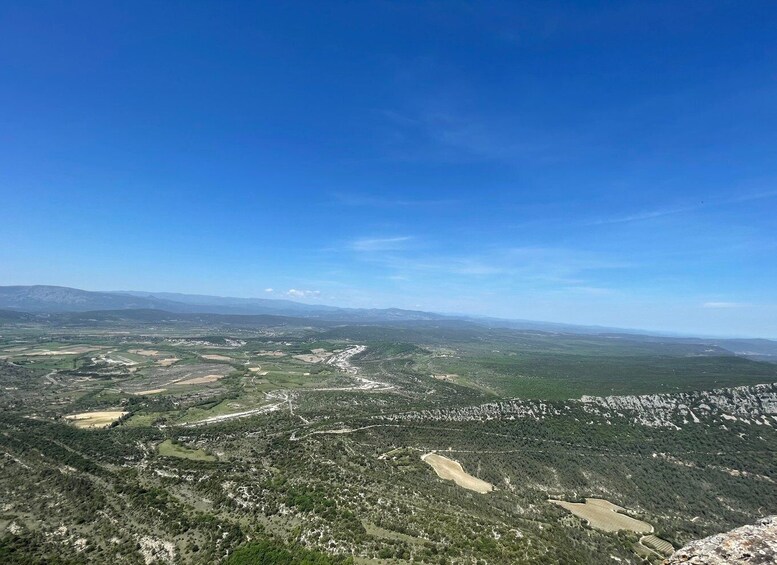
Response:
[115,290,342,314]
[0,285,445,322]
[0,285,185,312]
[4,287,777,353]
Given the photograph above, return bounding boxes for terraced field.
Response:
[641,534,675,556]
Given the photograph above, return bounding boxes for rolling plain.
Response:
[1,306,776,563]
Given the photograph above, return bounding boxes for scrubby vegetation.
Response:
[1,313,775,563]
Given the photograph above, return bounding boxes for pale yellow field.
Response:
[550,498,652,533]
[65,411,128,429]
[157,357,179,366]
[422,453,493,494]
[201,354,233,362]
[177,374,225,385]
[133,388,167,395]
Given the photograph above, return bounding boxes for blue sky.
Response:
[2,1,777,337]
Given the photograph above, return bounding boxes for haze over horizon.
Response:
[2,1,777,337]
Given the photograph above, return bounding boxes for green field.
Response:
[158,439,217,461]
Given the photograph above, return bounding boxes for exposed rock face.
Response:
[582,383,777,427]
[667,516,777,564]
[379,382,777,428]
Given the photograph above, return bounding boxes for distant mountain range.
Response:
[0,285,445,322]
[1,285,776,356]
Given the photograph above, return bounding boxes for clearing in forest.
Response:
[157,357,179,366]
[422,453,493,493]
[64,411,128,428]
[550,498,652,533]
[432,373,458,381]
[201,354,233,362]
[158,439,216,461]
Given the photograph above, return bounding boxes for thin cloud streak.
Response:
[333,192,463,208]
[348,243,631,290]
[588,190,777,226]
[702,301,748,309]
[378,107,581,166]
[587,205,698,226]
[350,236,414,252]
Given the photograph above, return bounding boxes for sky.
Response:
[1,1,777,337]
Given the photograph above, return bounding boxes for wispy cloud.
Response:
[351,236,414,252]
[348,243,629,288]
[587,205,697,226]
[504,246,632,272]
[333,192,462,208]
[562,286,614,295]
[702,301,747,309]
[589,190,777,226]
[727,189,777,204]
[379,108,567,165]
[286,289,320,298]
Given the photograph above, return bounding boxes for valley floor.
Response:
[1,319,776,563]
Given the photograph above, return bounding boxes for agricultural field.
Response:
[64,410,128,429]
[550,498,652,533]
[1,311,776,563]
[422,453,494,494]
[640,535,675,557]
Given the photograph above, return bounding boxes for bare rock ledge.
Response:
[667,516,777,564]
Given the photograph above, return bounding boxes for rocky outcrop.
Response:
[581,383,777,427]
[379,383,777,428]
[667,516,777,564]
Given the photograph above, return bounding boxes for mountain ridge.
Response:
[0,285,445,322]
[3,285,777,348]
